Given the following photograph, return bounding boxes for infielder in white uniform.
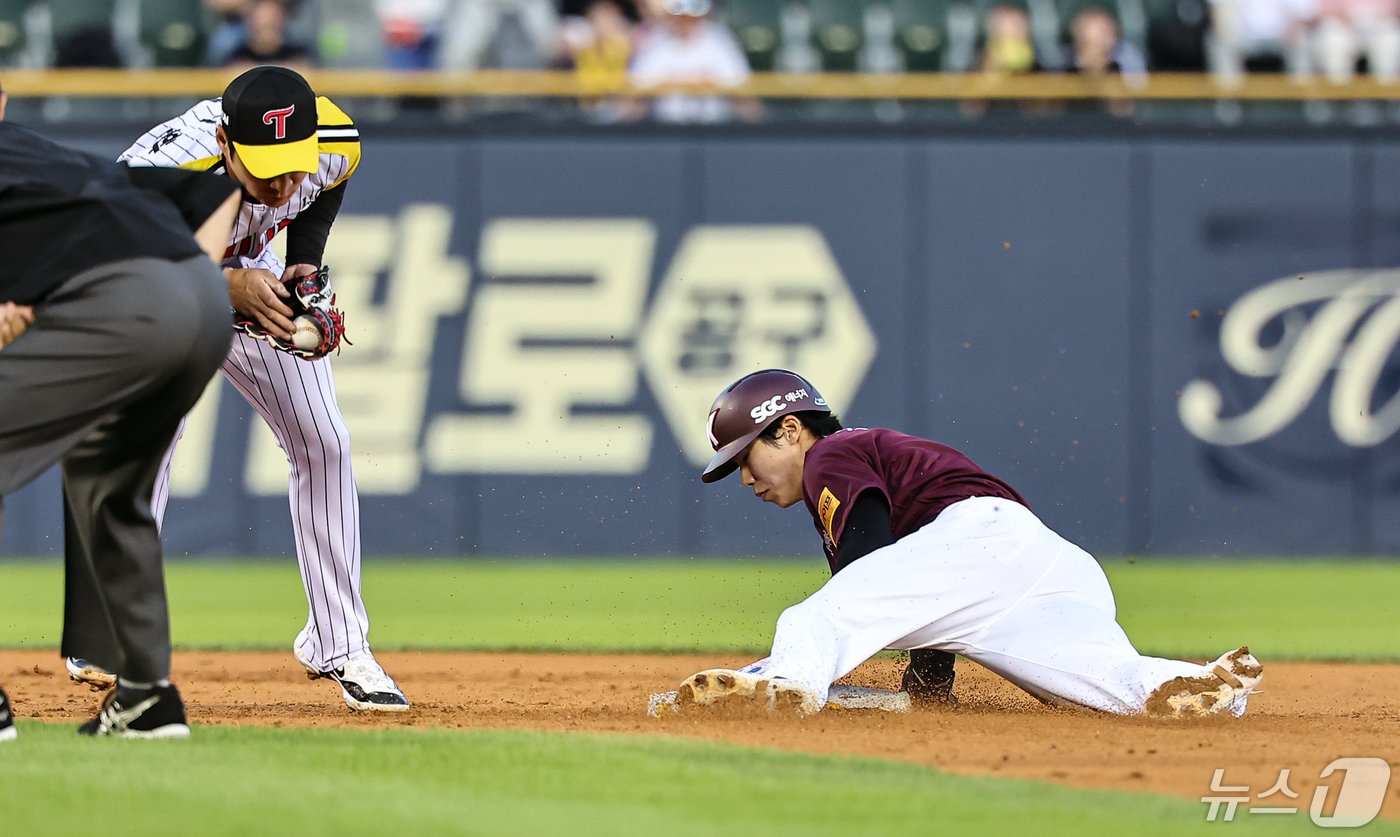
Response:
[63,66,408,712]
[675,369,1263,718]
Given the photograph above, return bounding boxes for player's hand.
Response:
[226,267,295,340]
[282,263,319,282]
[0,302,36,350]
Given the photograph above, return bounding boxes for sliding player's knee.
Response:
[776,601,839,640]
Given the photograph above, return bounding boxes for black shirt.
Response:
[225,44,313,66]
[0,122,234,304]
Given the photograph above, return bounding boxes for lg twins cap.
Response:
[701,369,830,483]
[221,65,319,179]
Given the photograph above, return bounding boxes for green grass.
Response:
[0,558,1394,661]
[0,723,1327,837]
[1106,558,1400,662]
[0,559,1392,834]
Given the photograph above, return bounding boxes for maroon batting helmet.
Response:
[701,369,830,483]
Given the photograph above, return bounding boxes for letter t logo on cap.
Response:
[262,105,296,140]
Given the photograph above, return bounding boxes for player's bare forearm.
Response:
[225,267,295,339]
[194,191,241,263]
[0,301,36,349]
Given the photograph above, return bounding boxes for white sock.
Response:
[117,678,170,690]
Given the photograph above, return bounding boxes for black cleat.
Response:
[0,687,16,742]
[77,683,191,739]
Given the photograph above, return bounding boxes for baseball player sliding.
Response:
[63,66,407,712]
[676,369,1263,718]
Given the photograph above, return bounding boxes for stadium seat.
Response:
[891,0,943,71]
[1114,0,1150,54]
[807,0,864,72]
[1144,0,1207,71]
[137,0,205,67]
[892,0,978,72]
[47,0,117,36]
[0,0,33,66]
[47,0,120,66]
[722,0,784,72]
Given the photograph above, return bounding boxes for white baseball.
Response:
[291,316,321,350]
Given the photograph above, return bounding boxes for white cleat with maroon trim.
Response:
[1146,646,1264,718]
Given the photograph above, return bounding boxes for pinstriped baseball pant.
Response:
[157,332,371,671]
[61,328,372,673]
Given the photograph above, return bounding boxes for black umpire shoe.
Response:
[0,686,16,742]
[78,682,191,739]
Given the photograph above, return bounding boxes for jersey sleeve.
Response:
[315,97,362,189]
[118,100,224,172]
[285,180,346,267]
[802,436,890,553]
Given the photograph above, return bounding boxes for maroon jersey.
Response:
[801,428,1027,564]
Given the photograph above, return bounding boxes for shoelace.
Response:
[95,693,160,734]
[340,656,399,694]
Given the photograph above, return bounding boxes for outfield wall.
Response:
[5,125,1399,557]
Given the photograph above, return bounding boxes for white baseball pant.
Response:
[744,497,1221,715]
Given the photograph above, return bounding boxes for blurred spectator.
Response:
[559,0,636,100]
[978,4,1043,74]
[625,0,760,123]
[963,3,1046,118]
[1311,0,1400,83]
[560,0,641,17]
[1207,0,1314,78]
[438,0,559,70]
[1065,6,1147,116]
[205,0,253,65]
[375,0,448,70]
[1067,5,1147,78]
[224,0,314,69]
[635,0,672,27]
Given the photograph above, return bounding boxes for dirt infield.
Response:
[4,650,1397,819]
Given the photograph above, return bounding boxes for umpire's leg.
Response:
[0,256,230,681]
